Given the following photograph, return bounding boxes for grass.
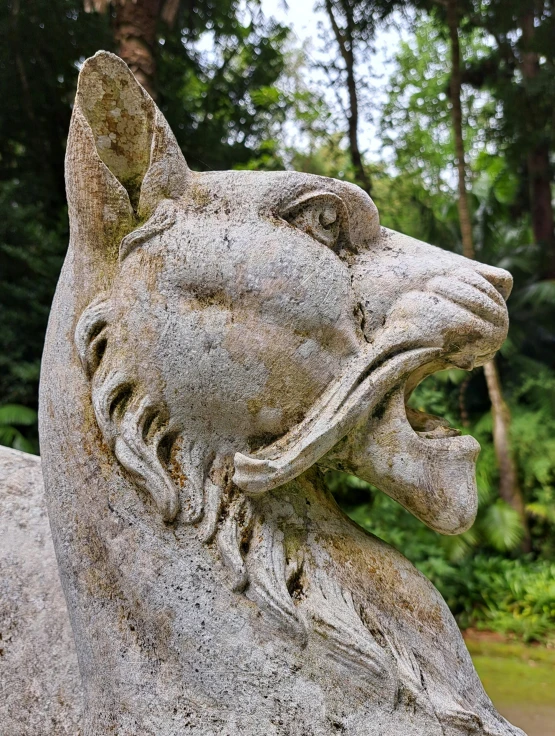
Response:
[466,635,555,706]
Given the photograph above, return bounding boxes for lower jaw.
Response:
[324,387,480,535]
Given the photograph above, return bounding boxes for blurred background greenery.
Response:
[1,0,554,656]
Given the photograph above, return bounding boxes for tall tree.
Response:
[518,5,555,278]
[319,0,378,194]
[445,0,530,546]
[446,0,473,259]
[84,0,169,97]
[460,0,555,279]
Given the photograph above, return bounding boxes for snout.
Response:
[474,262,513,302]
[320,229,515,538]
[424,263,510,363]
[350,229,512,364]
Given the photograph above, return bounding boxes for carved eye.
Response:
[281,193,349,252]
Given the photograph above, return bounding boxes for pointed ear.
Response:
[65,50,189,263]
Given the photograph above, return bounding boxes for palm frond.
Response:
[526,502,555,525]
[514,280,555,308]
[0,404,37,427]
[480,501,524,552]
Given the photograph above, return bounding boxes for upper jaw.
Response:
[319,280,508,534]
[234,276,507,521]
[233,342,442,495]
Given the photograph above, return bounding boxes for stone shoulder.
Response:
[0,445,81,735]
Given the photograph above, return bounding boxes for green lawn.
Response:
[466,636,555,736]
[467,637,555,705]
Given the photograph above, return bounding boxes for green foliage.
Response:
[480,501,524,552]
[289,134,356,181]
[444,556,555,643]
[0,183,67,406]
[381,17,496,198]
[0,0,111,407]
[381,20,453,193]
[0,403,38,454]
[159,12,294,171]
[463,1,555,188]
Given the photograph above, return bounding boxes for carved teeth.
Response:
[403,358,471,440]
[405,405,448,431]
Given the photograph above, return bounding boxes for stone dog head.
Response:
[70,52,510,554]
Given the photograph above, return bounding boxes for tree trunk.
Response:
[446,0,530,546]
[85,0,163,98]
[520,10,555,278]
[484,361,530,549]
[346,66,372,195]
[324,0,372,195]
[458,375,470,428]
[446,0,474,261]
[527,144,555,277]
[113,0,162,98]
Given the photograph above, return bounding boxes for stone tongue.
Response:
[233,346,441,495]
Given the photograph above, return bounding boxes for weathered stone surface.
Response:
[0,446,81,735]
[37,51,527,735]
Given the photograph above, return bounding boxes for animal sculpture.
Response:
[35,51,525,735]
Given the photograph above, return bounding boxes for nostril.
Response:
[476,264,513,302]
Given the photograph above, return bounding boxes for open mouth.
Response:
[233,345,450,493]
[330,357,481,536]
[233,340,481,535]
[404,361,462,440]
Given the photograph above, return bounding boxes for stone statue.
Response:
[0,446,81,735]
[36,51,525,735]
